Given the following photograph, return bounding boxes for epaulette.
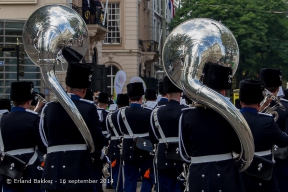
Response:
[79,98,94,104]
[258,112,273,117]
[181,104,190,108]
[0,109,9,115]
[25,109,38,115]
[280,98,288,103]
[155,105,165,109]
[181,107,196,112]
[143,107,153,110]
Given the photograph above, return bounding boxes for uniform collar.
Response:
[68,93,81,101]
[240,107,258,114]
[11,107,26,112]
[160,97,168,101]
[130,103,141,108]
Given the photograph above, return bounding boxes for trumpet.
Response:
[34,94,47,112]
[260,89,285,122]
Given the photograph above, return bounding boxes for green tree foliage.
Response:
[170,0,288,87]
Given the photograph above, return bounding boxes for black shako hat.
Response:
[65,63,93,89]
[159,82,165,95]
[202,62,232,90]
[260,68,282,87]
[98,92,109,103]
[145,89,157,100]
[117,94,129,106]
[10,81,34,102]
[84,89,93,101]
[239,79,264,104]
[62,47,83,64]
[0,99,11,111]
[127,82,144,97]
[163,76,182,93]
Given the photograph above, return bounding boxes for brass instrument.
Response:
[260,89,285,122]
[177,163,189,192]
[162,18,254,172]
[102,146,110,178]
[34,94,47,112]
[23,5,95,152]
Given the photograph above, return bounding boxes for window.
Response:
[0,20,42,98]
[106,65,119,95]
[104,3,121,44]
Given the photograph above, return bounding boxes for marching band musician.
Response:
[239,79,288,192]
[97,92,111,139]
[143,89,157,110]
[150,76,186,192]
[260,68,288,192]
[118,82,154,192]
[1,81,47,192]
[106,93,130,192]
[40,48,106,192]
[157,82,168,106]
[179,63,245,192]
[96,92,112,191]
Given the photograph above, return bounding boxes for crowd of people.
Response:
[0,47,288,192]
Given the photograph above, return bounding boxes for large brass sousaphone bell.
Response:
[22,5,95,152]
[163,18,254,171]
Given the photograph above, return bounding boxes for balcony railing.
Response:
[139,39,159,54]
[71,3,107,28]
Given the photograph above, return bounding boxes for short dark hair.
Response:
[266,87,278,93]
[13,101,26,107]
[130,96,141,102]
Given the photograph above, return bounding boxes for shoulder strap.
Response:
[0,113,38,165]
[178,113,191,163]
[120,108,134,137]
[153,107,167,142]
[107,113,120,138]
[0,113,4,152]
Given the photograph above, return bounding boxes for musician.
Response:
[1,81,47,192]
[106,94,129,192]
[179,63,245,192]
[0,98,11,111]
[143,89,157,110]
[239,79,288,192]
[97,92,110,139]
[150,76,186,192]
[118,82,154,192]
[157,82,168,106]
[40,52,106,191]
[260,68,288,191]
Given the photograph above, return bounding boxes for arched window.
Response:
[106,65,119,94]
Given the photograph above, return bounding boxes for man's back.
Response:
[182,107,240,156]
[241,108,288,192]
[119,104,152,161]
[181,106,244,192]
[41,96,105,191]
[2,109,45,152]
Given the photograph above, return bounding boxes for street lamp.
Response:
[155,70,165,94]
[155,70,165,81]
